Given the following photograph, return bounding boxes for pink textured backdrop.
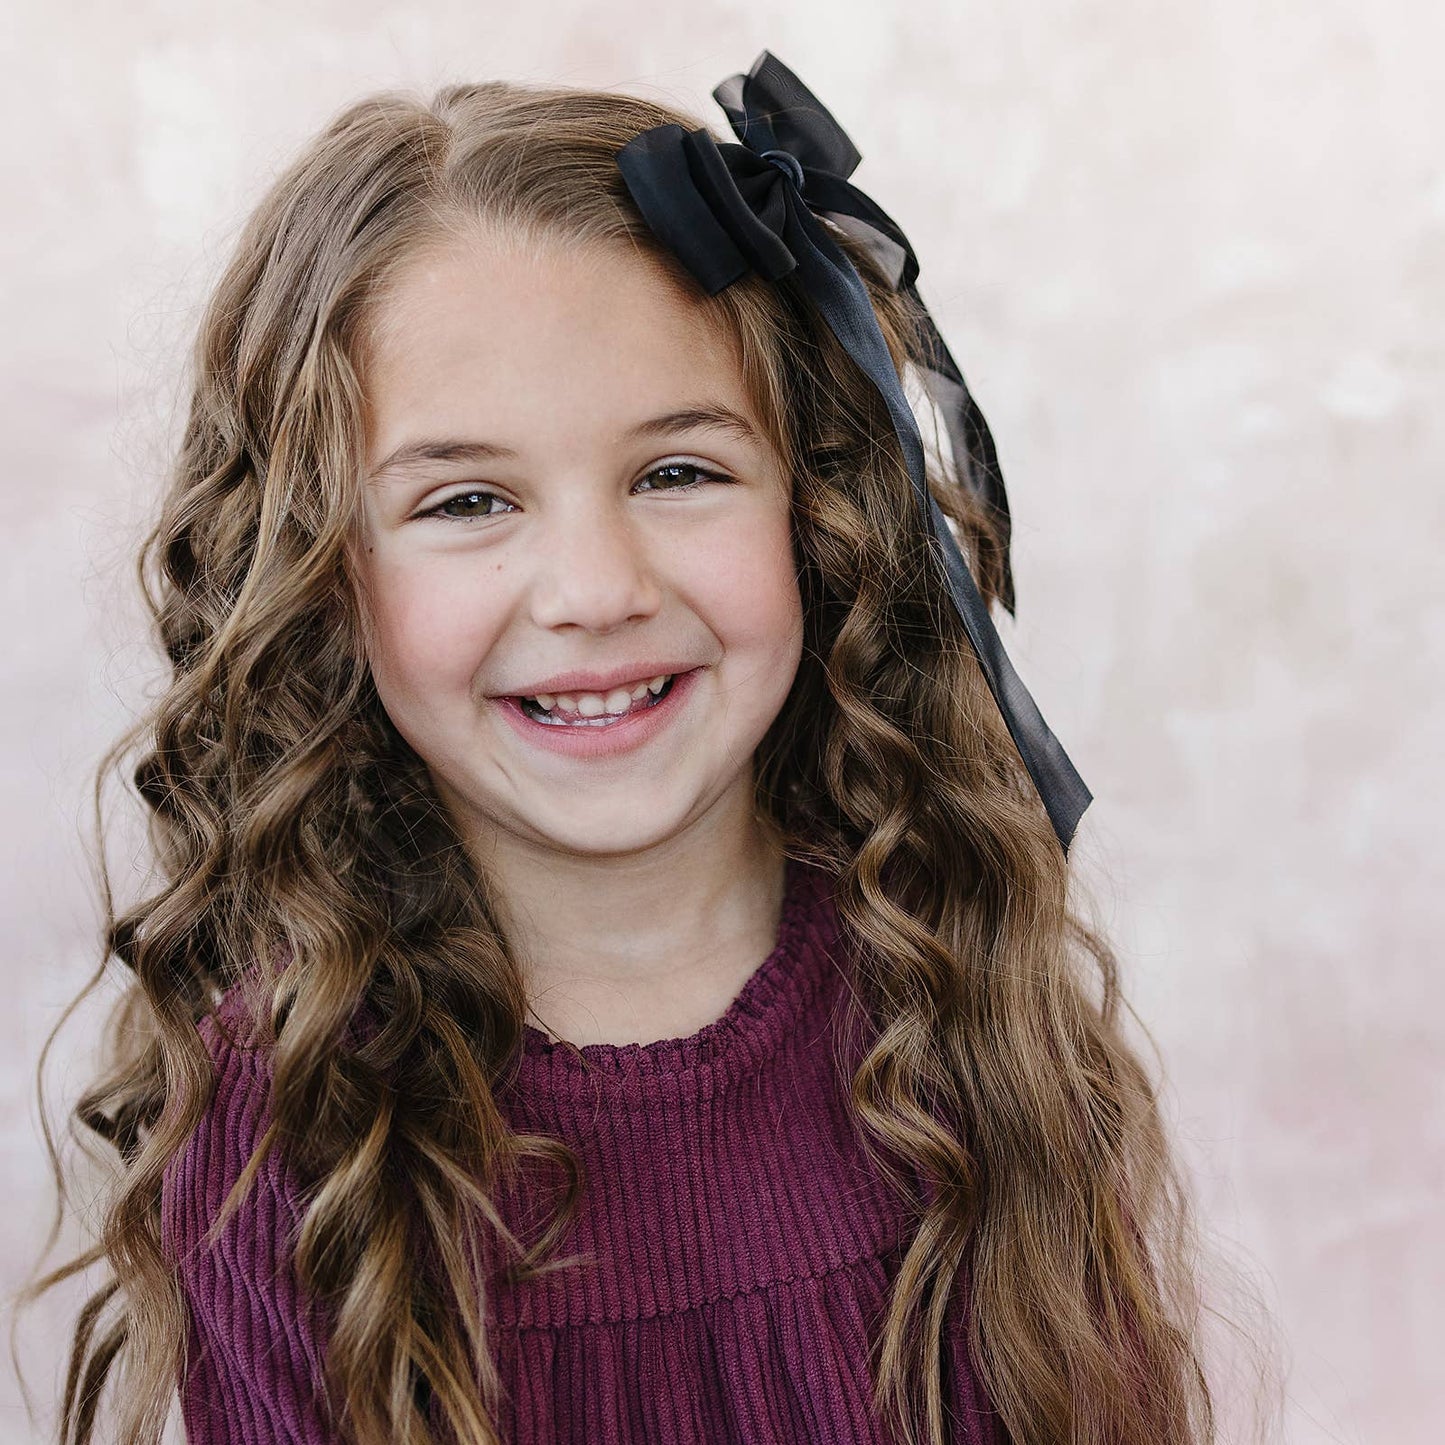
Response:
[4,2,1439,1441]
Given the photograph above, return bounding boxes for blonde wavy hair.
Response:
[18,75,1280,1445]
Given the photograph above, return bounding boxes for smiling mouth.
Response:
[516,673,679,726]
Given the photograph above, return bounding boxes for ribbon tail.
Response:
[783,196,1091,853]
[903,290,1017,616]
[921,489,1093,851]
[807,201,1016,613]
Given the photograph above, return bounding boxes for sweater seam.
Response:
[495,1234,902,1331]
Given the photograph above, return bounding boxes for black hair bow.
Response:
[616,50,1091,854]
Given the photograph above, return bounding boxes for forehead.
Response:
[361,232,760,454]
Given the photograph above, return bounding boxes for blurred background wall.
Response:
[3,1,1439,1441]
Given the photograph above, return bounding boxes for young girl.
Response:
[27,49,1271,1445]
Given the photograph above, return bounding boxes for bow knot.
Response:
[760,147,805,192]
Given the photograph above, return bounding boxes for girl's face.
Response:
[355,233,803,861]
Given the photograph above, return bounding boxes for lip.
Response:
[493,661,698,699]
[492,666,702,759]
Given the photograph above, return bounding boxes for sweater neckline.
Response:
[513,854,839,1088]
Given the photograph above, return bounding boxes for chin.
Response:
[523,818,694,863]
[442,783,700,861]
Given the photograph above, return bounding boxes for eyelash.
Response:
[416,462,736,522]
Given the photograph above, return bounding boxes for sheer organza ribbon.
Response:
[616,50,1091,853]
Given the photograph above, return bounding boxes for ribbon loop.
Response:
[615,50,1092,854]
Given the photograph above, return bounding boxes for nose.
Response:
[526,497,664,633]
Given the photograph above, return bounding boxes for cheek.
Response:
[690,510,802,657]
[363,554,502,701]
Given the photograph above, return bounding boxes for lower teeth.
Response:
[532,710,634,728]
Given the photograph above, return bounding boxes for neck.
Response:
[464,790,790,1049]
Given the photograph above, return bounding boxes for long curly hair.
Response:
[18,75,1280,1445]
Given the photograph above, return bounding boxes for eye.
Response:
[418,490,515,521]
[634,462,735,493]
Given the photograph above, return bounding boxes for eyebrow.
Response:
[366,405,762,485]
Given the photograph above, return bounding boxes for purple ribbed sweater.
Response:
[160,857,1005,1443]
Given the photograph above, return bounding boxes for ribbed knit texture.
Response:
[160,856,1006,1444]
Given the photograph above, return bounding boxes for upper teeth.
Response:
[531,674,671,716]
